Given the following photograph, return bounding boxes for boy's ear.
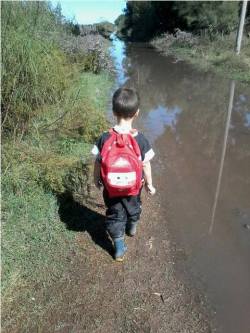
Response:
[135,109,140,117]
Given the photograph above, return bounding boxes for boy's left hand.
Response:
[146,183,156,196]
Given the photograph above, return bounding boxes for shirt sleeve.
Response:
[144,147,155,163]
[136,133,155,163]
[91,136,102,156]
[91,145,99,156]
[91,132,110,161]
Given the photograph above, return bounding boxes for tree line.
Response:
[115,1,250,41]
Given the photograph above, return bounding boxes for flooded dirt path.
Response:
[110,36,250,333]
[5,36,249,333]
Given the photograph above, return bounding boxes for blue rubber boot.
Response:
[114,238,127,262]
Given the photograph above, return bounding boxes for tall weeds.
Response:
[1,2,70,136]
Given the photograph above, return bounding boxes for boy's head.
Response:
[112,88,140,119]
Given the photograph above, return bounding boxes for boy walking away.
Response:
[92,88,156,261]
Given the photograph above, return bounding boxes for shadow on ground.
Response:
[57,192,113,257]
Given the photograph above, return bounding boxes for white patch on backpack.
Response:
[113,157,130,167]
[107,172,136,187]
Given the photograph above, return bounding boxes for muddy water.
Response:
[110,36,250,333]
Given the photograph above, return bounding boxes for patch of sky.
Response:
[51,0,126,25]
[143,105,182,143]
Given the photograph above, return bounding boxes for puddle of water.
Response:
[110,37,250,333]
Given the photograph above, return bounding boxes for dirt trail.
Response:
[23,189,213,333]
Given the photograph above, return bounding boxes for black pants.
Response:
[103,189,142,239]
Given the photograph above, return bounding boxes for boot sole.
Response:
[127,232,136,237]
[115,257,125,262]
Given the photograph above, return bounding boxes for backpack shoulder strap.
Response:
[110,127,128,148]
[100,129,116,156]
[126,132,141,159]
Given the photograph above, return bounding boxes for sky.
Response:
[51,0,126,25]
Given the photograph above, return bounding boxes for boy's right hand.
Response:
[94,179,103,190]
[146,183,156,196]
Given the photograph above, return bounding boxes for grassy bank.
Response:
[2,71,112,330]
[151,31,250,83]
[1,2,113,329]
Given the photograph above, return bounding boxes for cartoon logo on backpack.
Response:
[100,129,142,197]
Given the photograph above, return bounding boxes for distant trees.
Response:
[173,1,239,33]
[246,2,250,34]
[116,1,242,41]
[121,1,158,41]
[94,21,115,38]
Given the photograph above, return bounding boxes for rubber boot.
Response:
[127,221,138,237]
[114,237,127,262]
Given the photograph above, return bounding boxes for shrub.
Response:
[58,33,114,73]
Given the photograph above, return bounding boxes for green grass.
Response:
[1,182,72,328]
[2,184,73,290]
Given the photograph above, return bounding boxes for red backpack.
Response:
[100,128,143,198]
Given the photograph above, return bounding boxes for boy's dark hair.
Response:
[112,88,140,118]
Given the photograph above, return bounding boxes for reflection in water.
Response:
[109,34,128,85]
[244,112,250,127]
[209,81,235,234]
[235,93,250,128]
[143,105,182,142]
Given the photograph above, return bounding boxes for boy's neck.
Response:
[116,117,133,129]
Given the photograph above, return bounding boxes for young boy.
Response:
[92,87,156,261]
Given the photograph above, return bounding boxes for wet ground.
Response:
[110,36,250,333]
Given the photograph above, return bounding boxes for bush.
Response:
[58,33,114,73]
[151,29,198,50]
